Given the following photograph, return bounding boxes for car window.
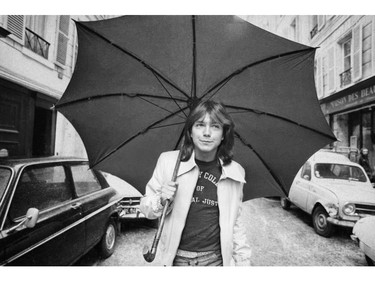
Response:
[71,164,102,197]
[314,163,367,182]
[0,168,12,199]
[8,165,73,220]
[301,162,311,180]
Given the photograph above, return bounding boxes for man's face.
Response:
[191,113,224,161]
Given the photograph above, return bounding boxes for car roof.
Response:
[0,156,88,168]
[309,150,358,165]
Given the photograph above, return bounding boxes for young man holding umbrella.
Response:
[140,100,251,266]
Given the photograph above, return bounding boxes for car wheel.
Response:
[312,206,334,237]
[365,255,374,266]
[99,219,117,258]
[280,197,291,210]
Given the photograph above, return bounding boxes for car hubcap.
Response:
[106,224,115,250]
[316,213,327,230]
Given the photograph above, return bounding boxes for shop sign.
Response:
[325,85,375,114]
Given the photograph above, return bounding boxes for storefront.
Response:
[320,76,375,170]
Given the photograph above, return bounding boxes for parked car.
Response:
[0,156,126,265]
[281,150,375,237]
[351,216,375,266]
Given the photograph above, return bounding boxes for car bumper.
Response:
[118,206,145,219]
[327,217,356,227]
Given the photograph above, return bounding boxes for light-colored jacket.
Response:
[140,150,252,266]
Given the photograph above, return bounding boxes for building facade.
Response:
[242,15,375,169]
[0,15,114,159]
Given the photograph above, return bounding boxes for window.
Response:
[301,162,311,180]
[340,37,352,87]
[339,25,363,87]
[327,46,336,93]
[24,15,50,59]
[9,165,73,220]
[0,168,12,199]
[71,164,102,196]
[315,163,366,182]
[56,15,70,65]
[322,56,328,95]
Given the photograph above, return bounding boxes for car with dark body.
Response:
[0,156,125,265]
[281,150,375,237]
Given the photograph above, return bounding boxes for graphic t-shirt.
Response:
[179,158,222,252]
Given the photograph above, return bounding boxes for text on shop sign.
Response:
[326,85,375,114]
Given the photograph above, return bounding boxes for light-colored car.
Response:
[102,172,145,220]
[281,150,375,237]
[351,216,375,266]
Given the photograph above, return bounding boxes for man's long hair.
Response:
[180,100,235,165]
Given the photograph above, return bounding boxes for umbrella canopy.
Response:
[56,15,336,201]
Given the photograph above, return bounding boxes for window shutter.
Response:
[352,24,362,81]
[316,57,323,98]
[7,15,25,41]
[327,46,335,92]
[318,15,325,30]
[56,15,70,65]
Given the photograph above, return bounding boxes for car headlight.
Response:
[343,203,356,215]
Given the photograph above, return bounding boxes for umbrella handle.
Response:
[143,149,182,262]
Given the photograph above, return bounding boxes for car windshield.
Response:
[0,167,12,199]
[314,163,367,182]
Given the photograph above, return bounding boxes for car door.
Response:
[70,164,115,251]
[289,161,312,211]
[2,162,85,265]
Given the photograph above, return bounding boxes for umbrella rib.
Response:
[191,15,197,99]
[55,92,187,109]
[151,72,188,118]
[226,105,336,141]
[75,21,190,99]
[91,105,189,168]
[234,131,288,196]
[201,48,316,101]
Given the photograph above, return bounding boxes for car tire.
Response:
[312,206,334,237]
[280,197,291,210]
[98,219,117,258]
[365,255,374,266]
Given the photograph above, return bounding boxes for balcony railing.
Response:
[24,28,50,59]
[340,68,352,87]
[310,24,318,39]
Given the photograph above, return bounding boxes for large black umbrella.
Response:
[56,15,336,201]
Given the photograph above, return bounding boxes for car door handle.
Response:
[71,203,82,210]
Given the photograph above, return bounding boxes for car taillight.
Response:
[343,203,356,215]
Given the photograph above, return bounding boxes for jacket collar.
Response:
[178,150,246,184]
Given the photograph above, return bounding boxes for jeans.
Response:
[172,250,223,266]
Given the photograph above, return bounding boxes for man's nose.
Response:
[203,125,211,136]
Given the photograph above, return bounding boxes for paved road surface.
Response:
[76,198,367,266]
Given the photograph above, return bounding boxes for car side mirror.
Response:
[303,175,311,181]
[6,208,39,234]
[24,208,39,228]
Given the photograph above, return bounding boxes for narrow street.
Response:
[76,198,367,266]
